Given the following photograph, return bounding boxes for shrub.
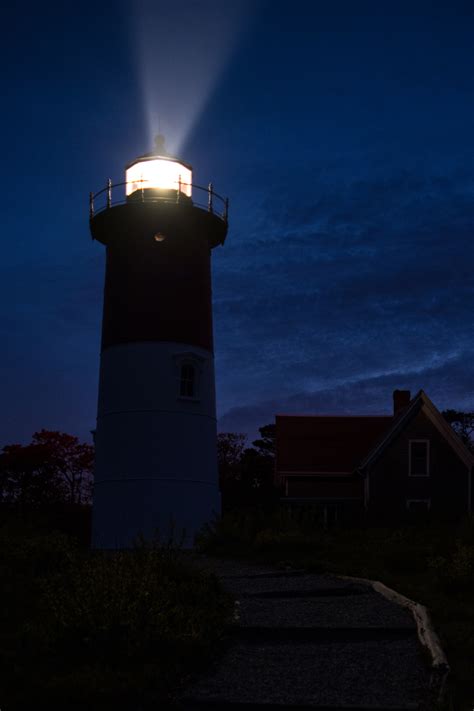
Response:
[195,505,327,557]
[37,544,231,658]
[429,542,474,592]
[456,514,474,545]
[0,524,234,708]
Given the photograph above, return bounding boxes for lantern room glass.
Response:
[125,158,192,197]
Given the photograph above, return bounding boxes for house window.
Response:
[179,363,195,398]
[409,440,430,476]
[406,499,431,513]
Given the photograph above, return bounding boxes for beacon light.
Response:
[89,135,229,226]
[125,155,192,197]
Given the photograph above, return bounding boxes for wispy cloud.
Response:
[215,166,474,433]
[219,351,474,438]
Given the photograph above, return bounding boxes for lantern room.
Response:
[89,135,229,247]
[125,139,192,198]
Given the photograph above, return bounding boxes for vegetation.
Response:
[442,410,474,453]
[217,424,279,510]
[0,521,234,709]
[2,420,471,707]
[197,506,474,710]
[0,430,94,506]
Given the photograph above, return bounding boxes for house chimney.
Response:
[393,390,411,415]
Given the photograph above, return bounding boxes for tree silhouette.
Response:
[0,431,94,507]
[217,425,279,510]
[251,423,276,458]
[217,432,247,484]
[442,410,474,453]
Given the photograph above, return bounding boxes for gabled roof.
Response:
[359,390,474,472]
[276,414,392,476]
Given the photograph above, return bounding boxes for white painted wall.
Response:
[92,341,220,548]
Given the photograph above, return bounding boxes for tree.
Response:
[217,425,279,511]
[0,442,65,507]
[0,431,94,507]
[217,432,247,484]
[251,423,276,458]
[442,410,474,453]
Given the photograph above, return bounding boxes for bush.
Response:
[196,505,327,558]
[38,544,231,659]
[429,541,474,592]
[0,523,234,708]
[456,514,474,545]
[0,520,77,633]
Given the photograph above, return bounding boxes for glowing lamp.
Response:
[125,156,192,197]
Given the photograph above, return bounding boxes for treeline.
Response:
[0,430,94,545]
[1,410,471,515]
[217,424,280,510]
[0,430,93,507]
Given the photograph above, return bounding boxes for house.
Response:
[275,390,474,525]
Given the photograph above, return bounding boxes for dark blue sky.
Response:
[2,0,473,446]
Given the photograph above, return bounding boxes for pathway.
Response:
[176,555,437,710]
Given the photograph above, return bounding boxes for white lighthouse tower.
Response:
[89,136,228,548]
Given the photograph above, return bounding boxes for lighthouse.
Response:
[89,136,228,548]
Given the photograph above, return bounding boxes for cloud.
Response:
[218,349,474,440]
[214,165,474,428]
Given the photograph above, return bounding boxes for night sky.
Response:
[2,0,474,447]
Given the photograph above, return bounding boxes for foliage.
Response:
[0,441,64,506]
[251,423,276,458]
[217,432,247,482]
[38,544,232,662]
[442,410,474,453]
[241,423,276,494]
[0,430,94,506]
[196,505,326,557]
[0,523,234,708]
[217,424,279,511]
[429,541,474,592]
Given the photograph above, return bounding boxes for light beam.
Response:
[133,0,255,155]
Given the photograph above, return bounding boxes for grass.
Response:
[196,507,474,710]
[0,519,235,709]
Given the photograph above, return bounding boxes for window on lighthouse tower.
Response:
[180,363,196,398]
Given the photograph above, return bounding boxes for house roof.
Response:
[276,415,392,476]
[276,390,474,479]
[358,390,474,472]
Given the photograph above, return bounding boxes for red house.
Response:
[275,390,474,525]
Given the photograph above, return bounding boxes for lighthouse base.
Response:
[92,478,219,549]
[91,341,220,550]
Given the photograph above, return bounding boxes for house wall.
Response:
[282,477,364,526]
[286,477,363,500]
[368,408,469,521]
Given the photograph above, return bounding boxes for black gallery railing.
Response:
[89,179,229,222]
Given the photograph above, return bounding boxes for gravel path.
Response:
[177,554,433,710]
[237,594,415,630]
